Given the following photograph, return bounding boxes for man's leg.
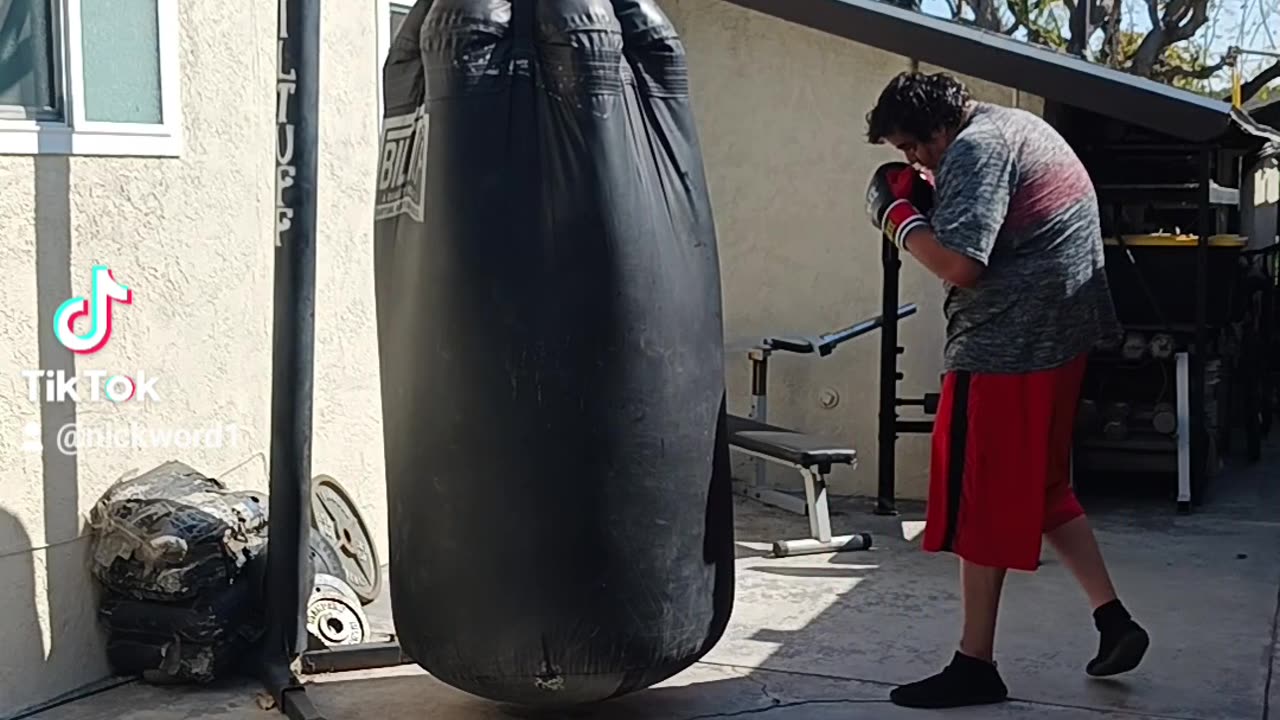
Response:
[892,370,1015,710]
[959,560,1007,662]
[889,561,1010,708]
[1042,354,1149,677]
[1040,511,1149,677]
[888,557,1011,709]
[1045,515,1116,609]
[1043,513,1149,676]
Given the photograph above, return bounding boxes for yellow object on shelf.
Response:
[1103,233,1247,248]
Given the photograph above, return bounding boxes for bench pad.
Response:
[726,414,857,468]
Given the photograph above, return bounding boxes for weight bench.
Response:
[724,305,917,557]
[726,413,872,558]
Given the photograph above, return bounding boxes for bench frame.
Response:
[728,416,871,557]
[726,306,916,557]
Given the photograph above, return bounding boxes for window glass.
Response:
[0,0,59,117]
[80,0,163,123]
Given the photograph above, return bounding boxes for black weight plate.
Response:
[308,532,347,584]
[310,475,381,605]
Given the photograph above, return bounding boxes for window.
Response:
[0,0,182,157]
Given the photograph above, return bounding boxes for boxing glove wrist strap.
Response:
[882,199,929,252]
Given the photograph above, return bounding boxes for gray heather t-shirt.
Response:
[929,102,1121,374]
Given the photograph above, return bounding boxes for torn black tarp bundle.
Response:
[88,460,268,601]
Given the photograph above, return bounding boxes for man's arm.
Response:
[867,130,1015,287]
[913,130,1015,286]
[901,228,984,288]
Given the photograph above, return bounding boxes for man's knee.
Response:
[1044,492,1085,533]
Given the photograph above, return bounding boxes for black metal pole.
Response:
[1191,146,1212,506]
[260,0,321,717]
[1265,253,1276,436]
[877,239,901,516]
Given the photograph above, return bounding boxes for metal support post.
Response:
[1190,147,1213,505]
[735,347,808,516]
[771,465,873,558]
[259,1,323,717]
[748,348,770,491]
[877,239,901,515]
[1176,351,1192,511]
[801,466,833,543]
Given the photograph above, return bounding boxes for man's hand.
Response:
[865,162,934,251]
[864,162,984,287]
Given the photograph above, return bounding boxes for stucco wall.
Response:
[662,0,1045,499]
[0,1,388,713]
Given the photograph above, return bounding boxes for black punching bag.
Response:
[372,0,735,707]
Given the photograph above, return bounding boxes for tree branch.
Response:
[1129,27,1169,75]
[1145,0,1160,28]
[1154,56,1228,81]
[1006,0,1032,29]
[1161,0,1192,27]
[1099,0,1123,65]
[1231,60,1280,105]
[964,0,1006,30]
[1168,0,1209,42]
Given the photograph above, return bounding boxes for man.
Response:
[863,71,1150,709]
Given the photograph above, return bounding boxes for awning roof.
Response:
[723,0,1238,142]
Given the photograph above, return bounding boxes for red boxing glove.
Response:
[865,163,935,251]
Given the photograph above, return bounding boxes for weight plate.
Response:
[306,590,369,647]
[308,533,347,583]
[310,475,381,605]
[313,572,360,605]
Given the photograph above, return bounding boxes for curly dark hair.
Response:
[865,71,972,144]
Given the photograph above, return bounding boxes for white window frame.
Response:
[0,0,183,157]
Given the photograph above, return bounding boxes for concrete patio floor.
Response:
[31,441,1280,720]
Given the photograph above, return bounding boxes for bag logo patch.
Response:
[375,106,427,223]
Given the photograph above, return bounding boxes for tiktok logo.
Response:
[24,265,158,403]
[53,265,133,354]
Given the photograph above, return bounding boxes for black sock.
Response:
[889,651,1009,709]
[1088,599,1150,676]
[1093,598,1131,631]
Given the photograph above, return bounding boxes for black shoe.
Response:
[1087,599,1150,677]
[889,651,1009,709]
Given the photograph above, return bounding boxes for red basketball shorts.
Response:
[922,352,1089,571]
